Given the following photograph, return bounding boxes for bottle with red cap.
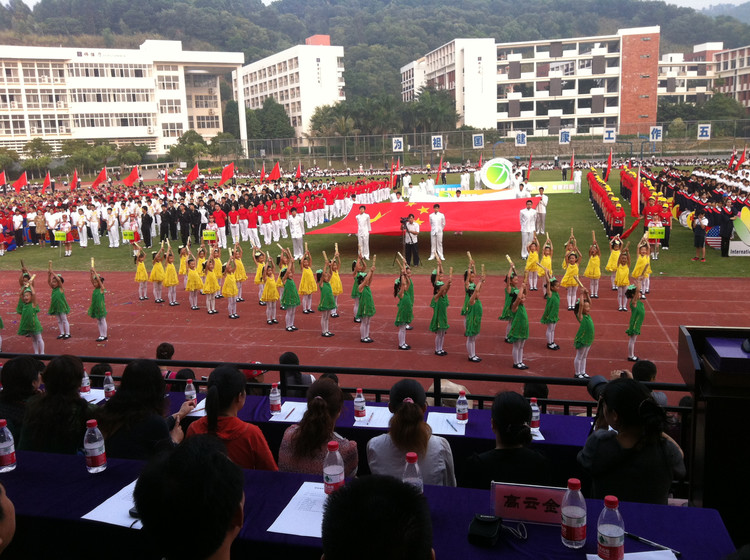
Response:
[402,452,423,493]
[561,478,586,549]
[353,388,366,421]
[83,419,107,473]
[103,373,116,400]
[80,369,91,393]
[323,440,345,494]
[530,397,540,429]
[0,419,17,473]
[597,495,625,560]
[184,379,197,404]
[269,382,281,415]
[456,390,469,424]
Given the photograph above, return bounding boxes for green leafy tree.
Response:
[210,132,240,163]
[0,147,19,171]
[24,137,53,159]
[258,97,295,139]
[668,118,687,139]
[169,130,208,166]
[223,99,240,138]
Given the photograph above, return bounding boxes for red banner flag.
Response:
[219,162,234,187]
[42,171,50,193]
[12,171,27,193]
[389,158,394,189]
[631,166,641,218]
[295,162,302,180]
[268,162,281,181]
[164,167,169,183]
[729,147,737,170]
[186,164,199,184]
[570,151,575,172]
[71,169,78,191]
[604,148,613,182]
[396,157,400,171]
[260,162,266,183]
[123,166,139,187]
[0,171,7,187]
[527,153,533,183]
[90,167,107,190]
[735,146,746,171]
[435,155,443,185]
[478,153,482,168]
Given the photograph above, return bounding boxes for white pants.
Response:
[357,232,370,259]
[89,223,100,245]
[230,224,240,245]
[78,226,88,248]
[248,228,261,248]
[217,227,227,249]
[239,219,248,241]
[536,213,546,234]
[108,226,119,247]
[430,232,444,260]
[521,231,534,258]
[292,237,304,260]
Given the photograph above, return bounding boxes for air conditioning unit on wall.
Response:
[147,126,154,134]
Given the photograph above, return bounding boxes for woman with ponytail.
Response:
[278,379,358,476]
[577,377,685,504]
[367,379,456,486]
[460,391,550,489]
[186,365,277,471]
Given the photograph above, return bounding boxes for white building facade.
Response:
[0,40,244,155]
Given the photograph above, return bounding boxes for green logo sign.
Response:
[480,158,514,190]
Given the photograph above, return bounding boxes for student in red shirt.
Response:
[238,205,250,242]
[212,204,227,249]
[228,204,240,245]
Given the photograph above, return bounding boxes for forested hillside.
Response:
[0,0,748,100]
[702,2,750,25]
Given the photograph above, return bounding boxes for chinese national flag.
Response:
[735,146,746,171]
[527,153,533,183]
[268,162,281,181]
[728,147,737,170]
[71,169,78,191]
[186,164,199,183]
[0,171,7,187]
[42,171,50,193]
[435,155,443,185]
[164,167,170,183]
[295,162,302,180]
[604,148,613,182]
[260,162,266,183]
[123,166,139,187]
[12,171,27,193]
[219,162,234,186]
[90,167,107,190]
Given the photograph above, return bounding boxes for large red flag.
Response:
[42,171,50,194]
[90,167,107,190]
[71,169,78,191]
[527,153,533,183]
[570,151,575,172]
[12,171,27,193]
[295,162,302,180]
[435,155,443,185]
[219,162,234,187]
[604,148,613,182]
[0,171,7,187]
[478,153,482,168]
[164,167,169,183]
[260,162,266,183]
[268,162,281,181]
[389,158,394,189]
[185,164,199,183]
[729,147,737,170]
[123,166,139,187]
[735,146,746,171]
[631,166,641,218]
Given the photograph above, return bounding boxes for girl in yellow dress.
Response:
[196,245,207,281]
[211,247,223,297]
[539,235,553,296]
[185,249,204,311]
[277,249,289,309]
[164,244,180,306]
[631,234,652,299]
[583,231,601,298]
[133,243,149,300]
[178,244,189,288]
[614,249,632,311]
[261,255,280,324]
[298,248,317,314]
[202,256,220,314]
[560,251,581,311]
[233,243,248,302]
[222,256,239,319]
[149,244,166,303]
[329,250,343,317]
[252,248,266,306]
[605,235,622,291]
[524,235,541,291]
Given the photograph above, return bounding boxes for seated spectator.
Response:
[0,483,15,555]
[186,365,277,471]
[320,372,353,400]
[367,379,456,486]
[134,436,244,560]
[278,378,358,477]
[156,342,175,378]
[425,379,472,408]
[460,391,551,489]
[240,362,268,397]
[89,362,113,389]
[0,356,43,440]
[322,475,433,560]
[96,359,194,460]
[577,378,686,505]
[523,382,549,400]
[632,360,668,406]
[279,351,315,397]
[19,355,94,454]
[165,367,196,392]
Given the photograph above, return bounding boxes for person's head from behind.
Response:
[104,359,165,418]
[322,475,433,560]
[523,382,549,400]
[632,360,657,383]
[0,483,15,555]
[601,378,665,444]
[491,391,532,448]
[156,342,175,360]
[0,356,43,403]
[292,379,344,458]
[388,379,429,455]
[279,351,301,384]
[134,436,244,560]
[205,365,247,432]
[42,355,84,397]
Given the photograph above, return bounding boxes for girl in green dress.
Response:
[356,257,376,343]
[317,252,336,338]
[280,247,300,332]
[18,283,44,354]
[573,287,594,379]
[464,270,485,363]
[429,259,452,356]
[351,256,366,323]
[394,259,413,350]
[48,261,71,340]
[509,281,529,369]
[88,268,108,342]
[625,278,645,362]
[461,258,477,330]
[540,268,560,351]
[499,263,521,343]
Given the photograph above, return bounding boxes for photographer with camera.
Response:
[403,214,420,266]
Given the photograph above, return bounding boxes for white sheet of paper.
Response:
[82,479,142,529]
[531,427,545,441]
[187,398,207,417]
[355,406,393,428]
[269,401,307,423]
[80,388,106,404]
[267,481,325,538]
[426,412,466,436]
[587,551,676,560]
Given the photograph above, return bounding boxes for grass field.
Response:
[2,170,749,278]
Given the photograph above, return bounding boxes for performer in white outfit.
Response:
[519,200,537,259]
[355,205,372,260]
[535,187,548,234]
[428,204,446,260]
[287,207,305,260]
[573,167,583,194]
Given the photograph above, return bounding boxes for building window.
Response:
[192,75,216,88]
[162,123,184,137]
[157,76,179,90]
[196,115,220,129]
[159,99,182,114]
[194,95,218,108]
[156,65,178,72]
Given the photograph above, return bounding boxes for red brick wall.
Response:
[619,32,660,135]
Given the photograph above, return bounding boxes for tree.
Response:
[24,137,53,159]
[223,99,240,138]
[258,97,295,139]
[169,130,208,166]
[210,132,240,163]
[0,147,19,171]
[668,118,687,139]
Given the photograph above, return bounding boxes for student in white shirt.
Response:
[428,204,445,260]
[535,187,548,234]
[355,206,371,260]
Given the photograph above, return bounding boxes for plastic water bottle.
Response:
[323,440,345,494]
[402,452,423,493]
[456,390,469,424]
[103,373,115,400]
[184,379,197,403]
[530,397,541,429]
[270,382,282,415]
[0,419,17,473]
[561,478,586,549]
[83,419,107,474]
[597,495,625,560]
[80,369,91,393]
[354,388,366,421]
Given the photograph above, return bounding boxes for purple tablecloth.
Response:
[2,451,735,560]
